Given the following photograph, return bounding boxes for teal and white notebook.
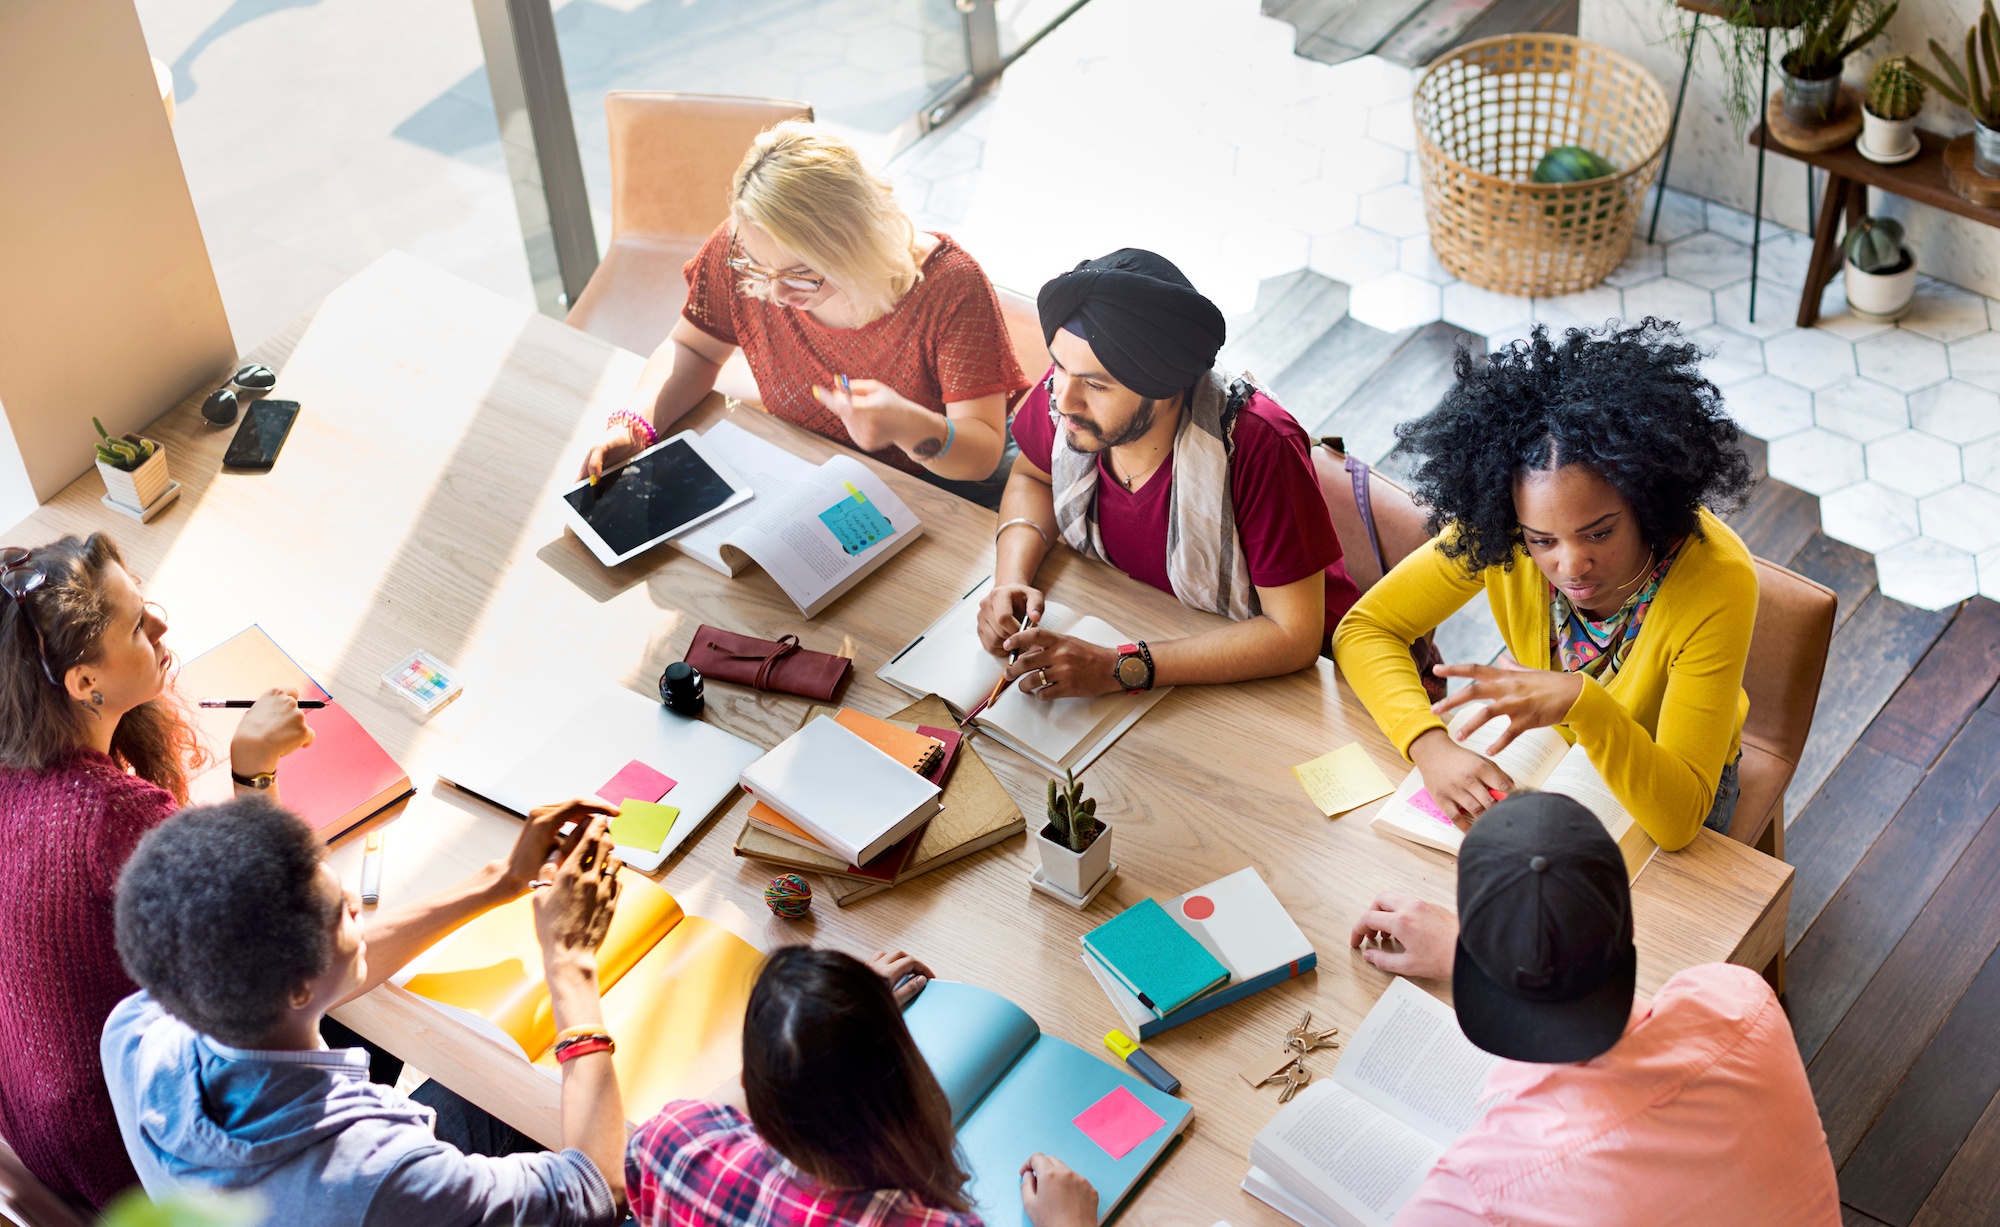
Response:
[1081,898,1230,1017]
[904,981,1192,1225]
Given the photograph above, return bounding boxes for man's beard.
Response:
[1066,397,1158,450]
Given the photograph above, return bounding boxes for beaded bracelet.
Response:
[607,409,658,448]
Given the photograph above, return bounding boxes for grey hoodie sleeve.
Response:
[365,1145,617,1227]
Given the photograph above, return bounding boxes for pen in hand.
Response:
[200,698,326,709]
[962,611,1032,725]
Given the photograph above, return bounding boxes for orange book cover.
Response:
[180,627,412,841]
[833,708,943,775]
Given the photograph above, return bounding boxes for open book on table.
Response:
[390,878,763,1120]
[877,576,1172,775]
[1244,978,1500,1227]
[903,981,1191,1225]
[672,420,922,617]
[1371,703,1657,880]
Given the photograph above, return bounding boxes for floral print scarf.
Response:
[1550,540,1684,679]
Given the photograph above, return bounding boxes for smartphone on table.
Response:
[223,399,300,471]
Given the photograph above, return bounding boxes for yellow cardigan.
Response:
[1331,508,1756,851]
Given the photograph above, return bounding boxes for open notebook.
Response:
[878,577,1171,775]
[1244,978,1500,1227]
[391,879,763,1120]
[671,420,923,617]
[1371,703,1657,880]
[903,981,1192,1225]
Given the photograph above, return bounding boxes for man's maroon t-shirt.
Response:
[1011,375,1360,638]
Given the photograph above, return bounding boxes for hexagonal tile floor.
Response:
[884,0,2000,608]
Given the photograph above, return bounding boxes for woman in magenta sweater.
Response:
[0,534,312,1210]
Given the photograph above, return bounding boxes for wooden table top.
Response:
[1751,124,2000,227]
[5,252,1792,1226]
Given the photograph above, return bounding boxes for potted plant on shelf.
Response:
[1779,0,1898,126]
[1034,769,1111,900]
[93,417,172,515]
[1860,56,1925,162]
[1911,0,2000,177]
[1843,216,1917,320]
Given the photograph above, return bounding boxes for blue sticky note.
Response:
[818,491,895,555]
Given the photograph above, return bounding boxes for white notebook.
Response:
[1371,702,1657,881]
[672,420,924,617]
[1244,978,1500,1227]
[877,577,1172,775]
[434,683,765,873]
[739,715,944,865]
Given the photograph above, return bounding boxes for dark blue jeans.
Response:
[1703,757,1743,834]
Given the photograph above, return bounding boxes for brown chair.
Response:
[565,92,813,359]
[1731,558,1836,861]
[998,286,1050,386]
[1311,438,1433,592]
[0,1135,89,1227]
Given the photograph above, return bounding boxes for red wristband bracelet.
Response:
[553,1035,615,1064]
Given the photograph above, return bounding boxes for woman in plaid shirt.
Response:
[625,947,1097,1227]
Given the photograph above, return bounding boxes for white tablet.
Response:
[558,431,752,566]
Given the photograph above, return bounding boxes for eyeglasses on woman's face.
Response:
[726,239,827,295]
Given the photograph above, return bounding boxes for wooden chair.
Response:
[1731,558,1836,860]
[0,1135,88,1227]
[1310,438,1432,592]
[998,286,1050,387]
[564,92,812,359]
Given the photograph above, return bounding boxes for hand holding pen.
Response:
[963,610,1032,725]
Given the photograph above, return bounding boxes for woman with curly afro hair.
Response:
[1333,320,1755,851]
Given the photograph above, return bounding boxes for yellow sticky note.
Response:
[843,481,867,503]
[611,799,681,853]
[1292,743,1395,817]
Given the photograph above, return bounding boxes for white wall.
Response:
[1583,0,2000,298]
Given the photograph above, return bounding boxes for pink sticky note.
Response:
[1072,1086,1165,1161]
[1410,787,1505,824]
[1409,787,1456,824]
[596,760,676,805]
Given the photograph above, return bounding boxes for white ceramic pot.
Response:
[1033,818,1112,898]
[1858,109,1919,163]
[1844,249,1918,321]
[97,439,171,512]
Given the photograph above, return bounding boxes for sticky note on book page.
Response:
[1072,1086,1165,1160]
[597,760,676,806]
[1291,743,1394,816]
[610,800,680,854]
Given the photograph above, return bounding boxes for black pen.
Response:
[200,698,326,708]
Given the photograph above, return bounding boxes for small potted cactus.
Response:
[93,417,172,515]
[1861,57,1925,163]
[1843,216,1917,320]
[1033,769,1112,899]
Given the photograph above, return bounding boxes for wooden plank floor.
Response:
[1719,448,2000,1225]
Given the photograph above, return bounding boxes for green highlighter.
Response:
[610,799,681,854]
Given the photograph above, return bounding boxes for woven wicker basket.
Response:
[1415,34,1670,298]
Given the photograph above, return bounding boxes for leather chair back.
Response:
[1311,440,1432,591]
[0,1135,88,1227]
[1728,558,1836,851]
[566,93,812,357]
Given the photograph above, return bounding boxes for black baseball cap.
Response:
[1452,793,1637,1063]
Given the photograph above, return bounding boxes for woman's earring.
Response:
[90,691,103,707]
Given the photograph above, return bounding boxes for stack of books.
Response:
[734,695,1023,905]
[1081,868,1317,1039]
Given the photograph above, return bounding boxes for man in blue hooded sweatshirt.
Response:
[101,794,628,1227]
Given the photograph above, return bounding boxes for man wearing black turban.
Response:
[974,249,1360,702]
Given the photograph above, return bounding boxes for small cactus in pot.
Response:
[1033,769,1113,900]
[1842,216,1917,320]
[1861,57,1926,162]
[92,416,172,514]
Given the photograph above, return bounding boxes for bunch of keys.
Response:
[1242,1009,1342,1102]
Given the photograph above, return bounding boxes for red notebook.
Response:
[179,627,413,841]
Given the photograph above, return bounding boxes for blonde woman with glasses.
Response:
[580,121,1029,507]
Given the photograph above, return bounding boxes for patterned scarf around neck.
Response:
[1049,366,1260,621]
[1550,539,1685,679]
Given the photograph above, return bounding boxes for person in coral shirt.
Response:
[1349,793,1840,1227]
